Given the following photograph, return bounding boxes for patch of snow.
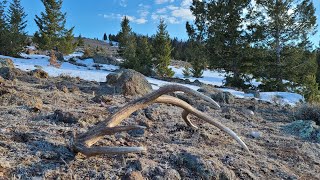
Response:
[25,46,36,50]
[1,53,304,106]
[64,52,84,60]
[170,66,262,87]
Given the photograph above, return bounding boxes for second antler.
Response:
[73,84,249,157]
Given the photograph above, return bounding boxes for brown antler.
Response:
[73,85,249,157]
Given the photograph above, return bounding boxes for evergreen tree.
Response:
[118,16,137,69]
[108,34,112,41]
[254,0,317,91]
[77,34,84,47]
[103,32,107,41]
[136,35,152,75]
[152,19,174,77]
[6,0,27,56]
[33,0,75,54]
[189,0,251,88]
[0,0,9,55]
[185,20,206,78]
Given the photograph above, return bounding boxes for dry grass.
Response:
[49,50,61,68]
[0,71,319,179]
[294,103,320,125]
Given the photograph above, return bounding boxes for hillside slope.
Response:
[0,67,319,179]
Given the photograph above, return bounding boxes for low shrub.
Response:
[294,103,320,125]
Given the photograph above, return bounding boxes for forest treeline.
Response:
[111,0,320,102]
[0,0,320,102]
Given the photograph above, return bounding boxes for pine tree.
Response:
[189,0,251,87]
[103,33,107,41]
[136,35,152,75]
[0,0,9,55]
[6,0,27,56]
[153,19,174,77]
[77,34,84,47]
[317,44,320,85]
[185,20,206,78]
[254,0,317,91]
[118,16,137,69]
[33,0,75,54]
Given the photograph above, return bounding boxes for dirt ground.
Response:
[0,71,319,180]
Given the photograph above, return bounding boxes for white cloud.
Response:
[151,13,180,24]
[151,0,195,24]
[101,13,148,24]
[135,18,148,24]
[171,8,194,21]
[181,0,192,7]
[119,0,127,7]
[156,8,167,14]
[155,0,174,5]
[138,4,150,18]
[167,5,179,10]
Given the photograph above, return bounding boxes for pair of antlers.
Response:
[73,85,249,157]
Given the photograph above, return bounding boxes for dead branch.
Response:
[73,85,249,157]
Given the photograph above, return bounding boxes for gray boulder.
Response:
[93,54,120,66]
[211,91,235,104]
[0,58,25,80]
[106,69,152,96]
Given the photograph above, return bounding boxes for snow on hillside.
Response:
[0,53,304,105]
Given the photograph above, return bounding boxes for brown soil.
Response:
[0,72,319,180]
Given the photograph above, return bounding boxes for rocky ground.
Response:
[0,60,320,180]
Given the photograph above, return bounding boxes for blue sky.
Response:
[17,0,320,45]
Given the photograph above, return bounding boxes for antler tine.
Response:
[155,95,249,152]
[182,110,198,129]
[75,145,147,156]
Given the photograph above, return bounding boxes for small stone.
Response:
[250,131,261,139]
[243,109,255,116]
[53,110,78,123]
[128,129,145,137]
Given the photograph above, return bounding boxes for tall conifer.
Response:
[153,19,174,77]
[118,16,137,69]
[7,0,27,56]
[34,0,75,54]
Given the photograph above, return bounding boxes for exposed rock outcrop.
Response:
[106,69,152,96]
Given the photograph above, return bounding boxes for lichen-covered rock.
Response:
[282,120,320,142]
[106,72,122,86]
[211,91,235,104]
[106,69,152,96]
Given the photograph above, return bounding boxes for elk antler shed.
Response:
[73,84,249,157]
